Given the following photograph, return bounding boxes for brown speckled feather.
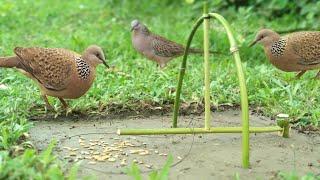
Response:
[151,35,185,57]
[14,47,73,91]
[289,32,320,65]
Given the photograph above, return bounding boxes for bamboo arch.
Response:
[118,11,289,169]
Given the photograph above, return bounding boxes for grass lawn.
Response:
[0,0,319,178]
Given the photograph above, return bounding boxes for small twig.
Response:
[59,132,114,143]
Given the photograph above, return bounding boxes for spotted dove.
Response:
[250,29,320,78]
[0,45,108,110]
[131,20,219,68]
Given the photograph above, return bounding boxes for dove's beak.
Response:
[100,57,109,68]
[249,39,258,47]
[103,60,109,68]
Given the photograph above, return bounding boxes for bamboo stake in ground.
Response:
[277,119,290,138]
[172,18,204,128]
[203,2,211,130]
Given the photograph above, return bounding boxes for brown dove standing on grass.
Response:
[0,45,109,110]
[250,29,320,78]
[131,19,219,68]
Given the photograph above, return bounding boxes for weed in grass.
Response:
[126,154,173,180]
[277,171,320,180]
[0,141,79,179]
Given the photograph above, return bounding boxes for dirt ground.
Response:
[29,110,320,180]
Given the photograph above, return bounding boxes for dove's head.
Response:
[130,20,150,35]
[249,29,280,47]
[83,45,109,68]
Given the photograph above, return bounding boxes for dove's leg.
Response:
[296,70,306,79]
[41,95,54,110]
[156,63,166,69]
[58,98,68,109]
[314,70,320,79]
[159,63,167,69]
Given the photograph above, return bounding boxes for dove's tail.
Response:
[0,56,21,68]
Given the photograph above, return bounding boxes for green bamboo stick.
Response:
[203,3,211,130]
[277,119,290,138]
[208,13,250,168]
[117,126,283,135]
[172,17,204,128]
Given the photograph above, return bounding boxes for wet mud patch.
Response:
[29,110,320,179]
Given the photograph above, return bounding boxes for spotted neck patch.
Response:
[270,39,287,57]
[75,57,90,80]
